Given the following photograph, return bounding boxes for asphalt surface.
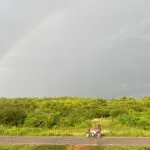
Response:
[0,136,149,146]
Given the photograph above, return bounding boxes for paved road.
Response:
[0,136,149,146]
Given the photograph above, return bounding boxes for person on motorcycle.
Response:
[97,124,102,133]
[91,123,101,132]
[97,124,101,130]
[86,123,101,137]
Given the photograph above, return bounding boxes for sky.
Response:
[0,0,150,98]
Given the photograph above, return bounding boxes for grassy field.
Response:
[0,145,149,150]
[0,119,150,136]
[0,97,149,136]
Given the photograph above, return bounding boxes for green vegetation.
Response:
[0,145,149,150]
[0,96,149,136]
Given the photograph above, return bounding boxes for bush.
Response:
[77,120,92,128]
[110,108,128,117]
[58,117,75,127]
[86,108,110,118]
[0,107,26,126]
[130,106,143,112]
[118,112,150,130]
[24,112,59,128]
[47,113,60,128]
[96,108,110,117]
[118,113,140,126]
[24,113,47,128]
[58,116,84,127]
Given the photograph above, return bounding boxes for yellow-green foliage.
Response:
[0,145,149,150]
[0,96,149,136]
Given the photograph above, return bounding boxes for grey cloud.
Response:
[120,84,129,89]
[0,0,70,60]
[0,0,150,98]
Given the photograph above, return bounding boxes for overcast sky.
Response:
[0,0,150,98]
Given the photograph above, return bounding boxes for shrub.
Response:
[118,113,140,126]
[58,116,84,127]
[24,113,47,128]
[47,113,60,128]
[24,112,59,128]
[58,117,75,127]
[110,108,128,117]
[118,112,150,130]
[0,107,26,126]
[86,108,110,118]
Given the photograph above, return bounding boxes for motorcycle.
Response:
[85,128,101,138]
